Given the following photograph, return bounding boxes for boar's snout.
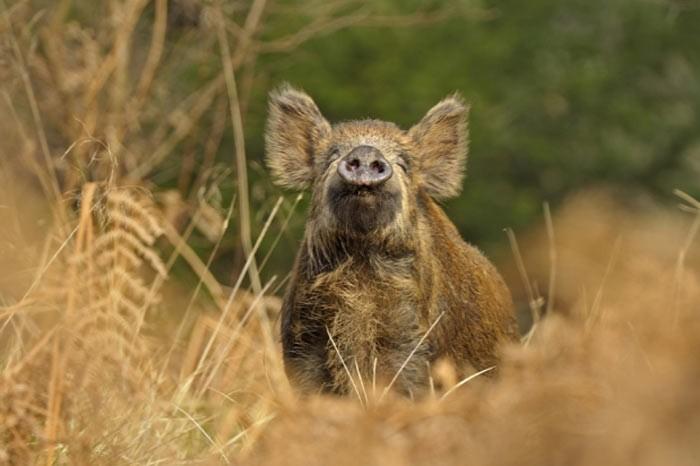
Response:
[337,145,393,187]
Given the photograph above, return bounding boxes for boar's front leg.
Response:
[280,301,333,394]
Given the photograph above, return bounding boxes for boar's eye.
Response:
[397,153,410,173]
[328,147,341,162]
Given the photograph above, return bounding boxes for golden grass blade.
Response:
[326,325,364,404]
[380,311,445,401]
[507,228,543,325]
[440,366,496,401]
[197,276,278,398]
[586,236,621,330]
[354,358,368,405]
[544,202,557,317]
[672,190,700,326]
[159,200,237,380]
[172,403,229,463]
[193,197,283,379]
[259,193,304,273]
[216,4,264,296]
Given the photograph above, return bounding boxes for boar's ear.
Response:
[265,84,331,190]
[409,94,469,200]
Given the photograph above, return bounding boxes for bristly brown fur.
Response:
[265,84,331,190]
[265,84,517,396]
[409,93,469,200]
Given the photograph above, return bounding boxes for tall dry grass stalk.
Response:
[1,1,699,465]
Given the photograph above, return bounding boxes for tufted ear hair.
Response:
[265,84,331,190]
[408,94,469,200]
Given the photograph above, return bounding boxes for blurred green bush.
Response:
[6,0,699,286]
[244,0,700,278]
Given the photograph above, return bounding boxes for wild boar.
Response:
[265,84,518,396]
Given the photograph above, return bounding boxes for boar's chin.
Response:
[327,185,400,235]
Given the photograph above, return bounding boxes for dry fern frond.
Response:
[66,185,166,377]
[0,183,172,463]
[0,374,43,465]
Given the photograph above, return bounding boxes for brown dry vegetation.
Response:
[1,1,700,465]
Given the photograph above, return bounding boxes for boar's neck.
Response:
[302,229,418,277]
[299,192,449,278]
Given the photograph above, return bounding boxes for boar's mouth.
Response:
[327,184,400,234]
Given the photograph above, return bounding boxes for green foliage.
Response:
[26,0,699,281]
[245,0,699,267]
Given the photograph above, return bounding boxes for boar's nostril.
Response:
[370,160,385,174]
[347,158,361,170]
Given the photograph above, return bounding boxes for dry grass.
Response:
[1,1,700,465]
[6,182,698,466]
